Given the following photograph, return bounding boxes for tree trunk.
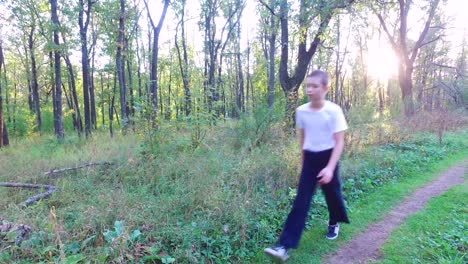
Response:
[100,72,105,127]
[127,54,135,118]
[117,0,128,128]
[0,41,9,147]
[22,44,34,112]
[90,43,97,129]
[62,82,77,131]
[278,0,335,123]
[79,0,93,137]
[135,27,143,107]
[246,40,253,112]
[267,13,276,108]
[334,16,341,104]
[110,72,117,137]
[50,0,64,139]
[174,0,191,116]
[398,66,415,116]
[63,53,83,134]
[144,0,169,128]
[28,26,42,133]
[236,25,245,114]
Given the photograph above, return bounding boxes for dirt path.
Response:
[323,162,466,264]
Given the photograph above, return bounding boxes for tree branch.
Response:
[44,161,112,177]
[143,0,155,28]
[0,182,58,207]
[374,10,398,52]
[257,0,277,17]
[410,0,440,64]
[156,0,170,33]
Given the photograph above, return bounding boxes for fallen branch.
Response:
[0,220,32,246]
[0,182,58,207]
[45,161,112,177]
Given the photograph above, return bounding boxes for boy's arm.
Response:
[318,131,345,184]
[299,128,305,165]
[327,131,345,170]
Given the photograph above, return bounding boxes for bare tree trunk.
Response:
[135,27,143,108]
[79,0,93,137]
[62,50,83,134]
[143,0,169,128]
[174,0,191,116]
[266,0,278,108]
[117,0,128,129]
[90,41,97,129]
[0,40,9,147]
[28,26,42,133]
[334,16,341,104]
[110,72,117,137]
[236,21,245,114]
[246,40,252,112]
[100,72,105,127]
[22,43,34,113]
[50,0,64,139]
[127,53,135,118]
[398,67,415,116]
[61,82,77,131]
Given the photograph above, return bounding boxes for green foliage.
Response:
[231,104,284,150]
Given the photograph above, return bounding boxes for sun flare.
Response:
[367,42,399,81]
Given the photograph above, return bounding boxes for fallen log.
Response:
[44,161,112,177]
[0,182,58,207]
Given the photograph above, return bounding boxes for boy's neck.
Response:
[309,99,326,110]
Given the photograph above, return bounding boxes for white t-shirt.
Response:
[296,101,348,152]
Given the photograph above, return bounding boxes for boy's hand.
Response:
[317,166,333,185]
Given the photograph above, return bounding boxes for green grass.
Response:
[254,134,467,263]
[375,182,467,264]
[0,123,467,263]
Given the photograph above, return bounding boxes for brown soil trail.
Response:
[323,162,466,264]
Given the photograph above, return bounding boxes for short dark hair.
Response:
[306,70,330,86]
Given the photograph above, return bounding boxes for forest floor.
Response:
[1,120,467,263]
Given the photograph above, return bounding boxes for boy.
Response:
[264,70,349,261]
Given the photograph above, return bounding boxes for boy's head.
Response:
[305,70,330,101]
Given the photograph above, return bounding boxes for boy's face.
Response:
[305,76,328,101]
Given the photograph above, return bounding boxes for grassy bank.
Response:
[375,183,467,264]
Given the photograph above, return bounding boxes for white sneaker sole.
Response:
[264,248,289,261]
[326,225,340,240]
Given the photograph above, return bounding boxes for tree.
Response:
[143,0,170,128]
[61,34,83,134]
[79,0,94,137]
[10,1,43,132]
[261,0,355,120]
[258,0,279,108]
[0,39,10,147]
[374,0,441,117]
[50,0,64,139]
[174,0,191,116]
[200,0,244,116]
[116,0,128,128]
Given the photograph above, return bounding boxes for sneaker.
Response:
[326,224,340,240]
[264,245,289,261]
